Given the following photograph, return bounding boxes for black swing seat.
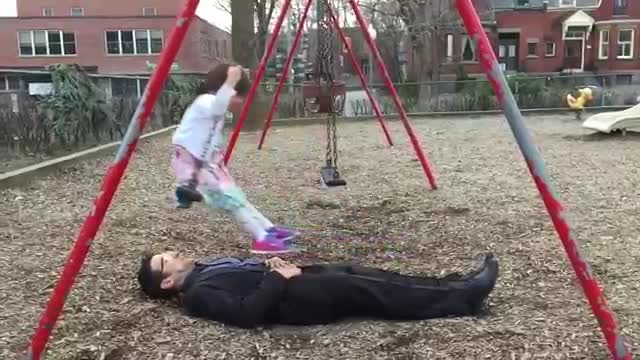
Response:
[320,166,346,187]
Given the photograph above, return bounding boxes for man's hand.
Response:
[272,264,301,279]
[265,257,290,269]
[225,65,243,87]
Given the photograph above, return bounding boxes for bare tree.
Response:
[361,1,406,82]
[215,0,280,67]
[360,0,455,109]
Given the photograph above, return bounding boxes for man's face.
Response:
[150,251,193,290]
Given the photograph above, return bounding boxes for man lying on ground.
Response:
[137,251,499,329]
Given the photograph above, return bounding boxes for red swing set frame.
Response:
[22,0,633,359]
[224,0,439,190]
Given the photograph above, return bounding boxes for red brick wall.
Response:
[592,0,640,19]
[495,2,640,74]
[0,16,231,74]
[591,0,640,72]
[496,11,569,73]
[439,30,499,77]
[17,0,183,17]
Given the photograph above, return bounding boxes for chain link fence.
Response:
[259,73,640,119]
[2,69,639,171]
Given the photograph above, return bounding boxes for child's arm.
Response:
[206,65,243,116]
[206,83,236,116]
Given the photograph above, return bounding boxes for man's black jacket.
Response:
[178,260,391,329]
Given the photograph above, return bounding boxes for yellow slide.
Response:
[582,103,640,133]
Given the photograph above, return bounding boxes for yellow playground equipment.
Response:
[566,87,594,119]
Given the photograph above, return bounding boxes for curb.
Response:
[0,125,177,190]
[0,106,629,189]
[265,105,631,126]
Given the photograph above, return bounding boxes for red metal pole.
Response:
[347,0,437,190]
[23,1,201,359]
[224,0,293,165]
[327,5,393,147]
[454,1,632,359]
[257,0,313,150]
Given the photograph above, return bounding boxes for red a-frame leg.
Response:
[224,0,293,165]
[258,0,393,149]
[347,0,438,190]
[326,5,393,147]
[257,0,314,150]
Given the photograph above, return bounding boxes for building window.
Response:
[18,30,77,56]
[42,7,53,16]
[70,7,84,16]
[560,0,576,6]
[105,30,163,55]
[143,7,157,16]
[614,0,627,15]
[598,29,609,59]
[516,0,530,7]
[544,42,556,57]
[461,35,476,62]
[222,39,227,58]
[0,76,20,91]
[527,40,538,57]
[445,34,453,62]
[616,29,633,59]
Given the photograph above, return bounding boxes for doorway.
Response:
[498,33,519,72]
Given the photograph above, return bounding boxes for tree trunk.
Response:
[231,0,255,68]
[415,2,432,111]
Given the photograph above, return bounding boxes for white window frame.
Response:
[461,35,477,62]
[17,30,77,57]
[544,42,556,57]
[143,7,157,16]
[0,76,20,92]
[617,29,634,59]
[526,39,539,57]
[446,34,453,61]
[598,29,609,59]
[70,7,84,16]
[104,29,164,56]
[42,7,53,16]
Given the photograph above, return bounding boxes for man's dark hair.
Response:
[197,63,250,96]
[137,253,178,300]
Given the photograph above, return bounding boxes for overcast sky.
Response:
[0,0,231,30]
[0,1,363,33]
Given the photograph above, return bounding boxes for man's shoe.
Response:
[454,253,499,315]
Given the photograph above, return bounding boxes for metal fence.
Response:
[2,69,639,166]
[257,72,640,119]
[3,69,639,119]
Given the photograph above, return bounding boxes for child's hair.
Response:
[197,63,250,96]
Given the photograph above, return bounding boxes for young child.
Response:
[171,64,299,254]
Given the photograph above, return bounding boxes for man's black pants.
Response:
[273,263,477,326]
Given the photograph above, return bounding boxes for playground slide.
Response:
[582,103,640,133]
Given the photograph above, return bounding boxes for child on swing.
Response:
[171,64,298,254]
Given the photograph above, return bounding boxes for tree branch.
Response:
[213,0,231,14]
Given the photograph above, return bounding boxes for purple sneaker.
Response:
[266,226,300,241]
[251,235,296,254]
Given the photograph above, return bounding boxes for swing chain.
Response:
[317,0,339,169]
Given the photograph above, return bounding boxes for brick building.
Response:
[0,0,231,76]
[440,0,640,77]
